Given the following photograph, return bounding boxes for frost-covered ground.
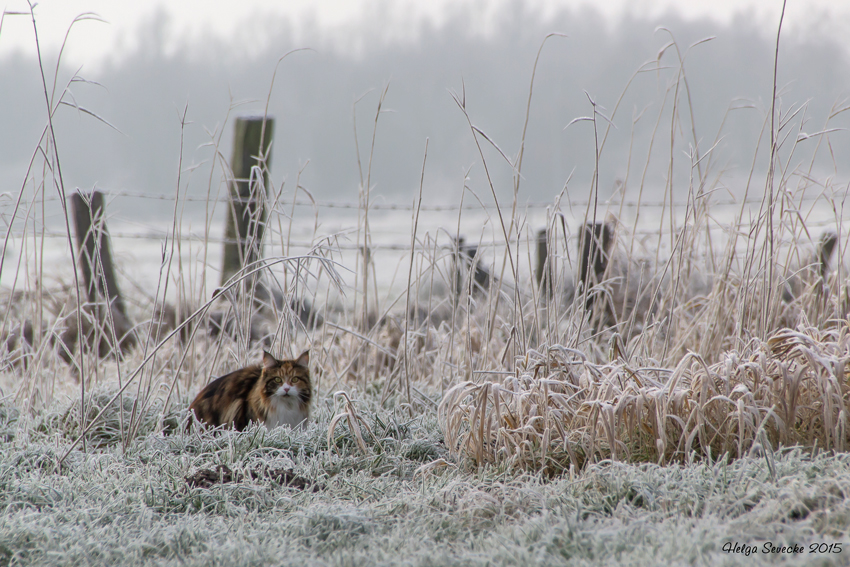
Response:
[1,392,848,567]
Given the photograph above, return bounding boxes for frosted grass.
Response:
[1,393,848,567]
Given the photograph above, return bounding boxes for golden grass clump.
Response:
[438,324,850,471]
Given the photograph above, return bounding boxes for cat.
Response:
[188,350,311,431]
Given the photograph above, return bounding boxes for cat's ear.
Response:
[295,350,310,367]
[262,351,279,369]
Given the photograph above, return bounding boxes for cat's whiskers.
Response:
[266,387,308,429]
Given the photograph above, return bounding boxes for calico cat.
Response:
[188,350,311,431]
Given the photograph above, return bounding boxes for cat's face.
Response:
[259,350,311,406]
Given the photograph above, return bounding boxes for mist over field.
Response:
[2,2,850,222]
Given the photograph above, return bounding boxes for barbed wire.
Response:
[1,186,843,212]
[3,215,843,252]
[3,185,845,259]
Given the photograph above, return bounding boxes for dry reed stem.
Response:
[328,390,373,455]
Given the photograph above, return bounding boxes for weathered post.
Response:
[452,236,466,300]
[66,190,135,359]
[535,228,553,298]
[577,221,615,325]
[220,116,275,287]
[578,221,613,291]
[70,190,127,319]
[451,236,492,300]
[467,246,491,294]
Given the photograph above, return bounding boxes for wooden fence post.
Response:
[578,221,613,291]
[66,190,135,361]
[70,190,127,319]
[535,228,553,298]
[221,116,275,287]
[451,236,492,301]
[577,221,615,322]
[452,236,466,300]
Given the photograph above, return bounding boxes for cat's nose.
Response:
[282,385,291,393]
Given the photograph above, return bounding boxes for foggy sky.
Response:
[2,2,849,223]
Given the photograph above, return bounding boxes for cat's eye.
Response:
[274,377,282,384]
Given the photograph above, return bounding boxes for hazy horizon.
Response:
[2,2,850,225]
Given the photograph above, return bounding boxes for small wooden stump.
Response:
[220,116,275,288]
[71,191,128,319]
[578,221,614,291]
[535,228,553,299]
[63,190,135,363]
[452,236,492,300]
[577,221,615,320]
